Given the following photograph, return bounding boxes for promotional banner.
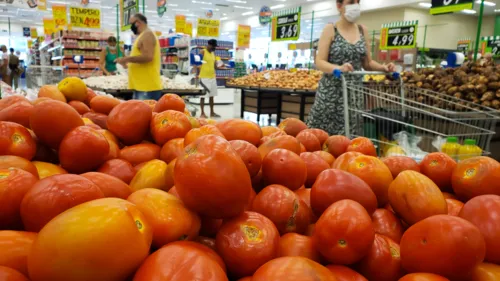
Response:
[430,0,473,15]
[120,0,139,31]
[38,0,47,10]
[176,15,186,34]
[457,38,471,56]
[186,22,193,37]
[271,7,301,42]
[259,6,272,25]
[52,5,68,28]
[380,21,418,50]
[23,27,31,37]
[481,36,500,58]
[237,25,251,49]
[197,18,220,38]
[30,27,38,39]
[70,7,101,29]
[43,18,55,35]
[157,0,167,17]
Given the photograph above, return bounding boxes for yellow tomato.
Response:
[130,159,169,192]
[31,161,67,179]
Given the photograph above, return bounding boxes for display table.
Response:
[91,88,206,100]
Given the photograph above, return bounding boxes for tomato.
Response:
[151,110,191,146]
[451,156,500,201]
[153,94,186,113]
[164,159,176,191]
[230,140,262,177]
[478,165,500,198]
[159,138,184,163]
[278,233,321,262]
[0,96,29,111]
[313,151,335,166]
[130,160,169,192]
[471,263,500,281]
[196,236,216,251]
[216,119,262,146]
[84,88,97,106]
[302,128,329,145]
[216,211,279,278]
[174,135,252,219]
[296,131,321,152]
[313,199,375,264]
[347,137,377,156]
[0,101,34,128]
[90,96,121,115]
[0,231,36,276]
[441,192,457,200]
[0,156,38,178]
[252,169,264,192]
[278,118,308,137]
[420,153,457,191]
[38,85,66,102]
[81,172,131,199]
[252,184,311,235]
[68,101,90,115]
[261,126,281,137]
[311,169,377,217]
[383,156,420,178]
[258,135,302,159]
[28,198,152,281]
[398,273,450,281]
[331,151,362,170]
[446,198,464,216]
[83,112,108,129]
[295,188,317,222]
[326,265,368,281]
[0,169,38,230]
[371,208,404,243]
[30,100,84,149]
[0,266,29,281]
[97,159,136,184]
[300,152,330,188]
[59,126,109,173]
[459,195,500,264]
[252,256,337,281]
[119,143,161,166]
[323,135,350,158]
[357,234,404,281]
[128,188,200,249]
[262,149,307,191]
[20,174,105,232]
[400,215,486,281]
[0,122,36,160]
[107,100,152,145]
[388,171,447,225]
[185,125,225,146]
[133,241,227,281]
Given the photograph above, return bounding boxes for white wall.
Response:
[358,8,406,33]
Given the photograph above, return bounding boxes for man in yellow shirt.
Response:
[199,39,220,118]
[116,13,162,100]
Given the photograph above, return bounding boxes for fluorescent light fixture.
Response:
[172,8,189,11]
[242,11,254,16]
[220,17,228,20]
[234,5,252,9]
[226,0,246,3]
[419,2,432,8]
[270,4,285,9]
[462,9,477,14]
[495,9,500,12]
[192,1,212,4]
[475,0,496,6]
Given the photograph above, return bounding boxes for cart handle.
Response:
[333,70,400,80]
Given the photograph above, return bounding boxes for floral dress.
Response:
[307,24,367,135]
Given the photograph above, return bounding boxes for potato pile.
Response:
[228,70,322,90]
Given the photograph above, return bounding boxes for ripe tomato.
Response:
[130,160,169,192]
[164,159,176,191]
[252,184,311,235]
[0,156,38,178]
[388,171,447,225]
[323,135,350,158]
[90,96,121,115]
[0,169,38,229]
[326,265,368,281]
[0,96,30,111]
[0,231,36,276]
[446,198,464,216]
[372,208,404,243]
[400,215,486,281]
[68,100,90,115]
[383,156,420,178]
[258,135,302,159]
[83,112,108,129]
[0,101,34,128]
[478,165,500,198]
[471,263,500,281]
[133,241,227,281]
[0,266,29,281]
[278,233,321,262]
[302,128,329,145]
[295,188,317,222]
[230,140,262,177]
[313,199,375,265]
[196,236,216,251]
[278,118,308,137]
[459,195,500,264]
[451,156,500,201]
[184,125,225,146]
[300,152,330,188]
[216,119,263,146]
[0,121,36,160]
[216,211,279,278]
[174,135,252,219]
[32,161,67,179]
[262,149,307,191]
[153,94,186,113]
[159,138,185,163]
[420,153,457,191]
[20,174,104,232]
[398,273,450,281]
[331,151,362,170]
[151,110,191,146]
[97,159,136,184]
[357,234,404,281]
[107,100,152,145]
[296,131,321,152]
[347,137,377,156]
[261,126,281,137]
[28,198,152,281]
[313,151,336,166]
[119,143,161,166]
[252,256,337,281]
[81,172,131,199]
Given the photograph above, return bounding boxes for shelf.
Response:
[220,57,232,60]
[162,45,189,49]
[63,36,105,41]
[63,46,102,51]
[216,77,232,80]
[39,37,61,50]
[47,45,63,52]
[64,64,100,69]
[62,55,100,60]
[193,46,233,50]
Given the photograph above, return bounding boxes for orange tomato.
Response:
[97,159,136,184]
[38,85,66,103]
[296,131,321,152]
[261,126,281,137]
[32,161,67,179]
[313,151,336,166]
[258,135,302,159]
[347,137,377,156]
[83,112,108,129]
[216,119,263,146]
[0,102,34,128]
[0,156,38,178]
[451,157,500,201]
[302,128,329,146]
[323,135,351,158]
[81,172,132,199]
[119,143,161,166]
[151,110,191,146]
[159,138,185,163]
[0,266,29,281]
[398,273,450,281]
[184,125,225,146]
[164,159,176,191]
[326,265,368,281]
[278,233,321,262]
[130,159,169,192]
[471,263,500,281]
[0,231,36,276]
[252,256,336,281]
[107,100,152,145]
[90,96,121,115]
[230,140,262,177]
[153,94,186,113]
[278,118,308,137]
[420,153,457,191]
[446,198,464,216]
[68,100,90,115]
[0,122,37,160]
[383,156,420,179]
[331,151,362,170]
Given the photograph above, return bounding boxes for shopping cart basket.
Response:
[336,70,499,158]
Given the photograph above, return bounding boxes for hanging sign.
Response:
[481,36,500,58]
[430,0,474,15]
[23,27,31,37]
[157,0,167,17]
[52,5,68,27]
[457,38,471,55]
[186,22,193,37]
[259,6,272,25]
[27,40,33,49]
[176,15,186,34]
[271,7,301,42]
[120,0,139,31]
[43,18,55,35]
[237,25,251,49]
[70,7,101,29]
[380,21,418,50]
[38,0,47,10]
[197,18,220,37]
[30,28,38,39]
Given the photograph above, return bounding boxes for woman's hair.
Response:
[107,36,117,43]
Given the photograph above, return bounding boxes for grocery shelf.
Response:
[192,46,232,50]
[47,45,63,52]
[63,55,100,60]
[162,46,189,49]
[62,36,105,41]
[64,64,100,69]
[63,46,102,51]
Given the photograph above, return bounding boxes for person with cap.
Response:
[198,39,221,118]
[116,13,162,100]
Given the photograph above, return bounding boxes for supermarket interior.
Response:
[2,1,500,280]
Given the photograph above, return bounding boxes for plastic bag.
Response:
[388,131,428,163]
[432,136,447,152]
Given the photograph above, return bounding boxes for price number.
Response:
[443,0,460,5]
[83,17,99,27]
[279,24,298,39]
[208,27,219,37]
[492,46,499,56]
[55,18,66,26]
[390,34,414,47]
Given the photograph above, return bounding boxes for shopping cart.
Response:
[25,65,66,89]
[336,70,500,159]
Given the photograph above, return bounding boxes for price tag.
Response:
[23,27,31,37]
[457,39,471,56]
[264,72,271,80]
[237,25,251,49]
[197,18,220,37]
[272,7,301,42]
[70,7,101,29]
[186,22,193,37]
[430,0,474,15]
[380,22,418,50]
[482,36,500,58]
[176,15,186,34]
[43,18,55,35]
[52,5,67,27]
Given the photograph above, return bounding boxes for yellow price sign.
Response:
[30,28,38,39]
[70,7,101,29]
[237,25,251,49]
[43,18,55,35]
[52,5,67,27]
[197,18,220,37]
[176,15,186,34]
[186,22,193,37]
[38,0,47,11]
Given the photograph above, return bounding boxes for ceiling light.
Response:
[192,1,212,4]
[462,9,477,14]
[220,17,228,20]
[495,9,500,12]
[172,8,189,11]
[419,2,432,8]
[226,0,246,3]
[168,4,178,7]
[270,4,285,9]
[475,0,496,6]
[242,11,254,16]
[234,5,252,9]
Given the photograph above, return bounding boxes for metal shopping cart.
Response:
[25,65,66,89]
[336,70,500,159]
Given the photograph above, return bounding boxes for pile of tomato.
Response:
[0,80,499,281]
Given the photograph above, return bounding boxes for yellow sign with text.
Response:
[30,28,38,39]
[237,25,251,49]
[52,5,68,27]
[197,18,220,37]
[176,15,186,34]
[43,18,55,35]
[38,0,47,11]
[70,7,101,29]
[186,22,193,37]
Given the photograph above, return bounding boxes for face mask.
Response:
[108,45,117,50]
[344,4,361,23]
[131,22,139,35]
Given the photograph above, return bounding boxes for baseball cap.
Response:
[208,39,218,47]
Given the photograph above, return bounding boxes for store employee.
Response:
[116,13,162,100]
[198,39,221,118]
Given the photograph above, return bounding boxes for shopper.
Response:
[8,48,20,89]
[0,45,9,86]
[198,39,221,118]
[116,13,162,100]
[307,0,394,135]
[100,36,124,76]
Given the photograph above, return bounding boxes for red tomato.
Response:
[323,135,350,157]
[159,138,184,163]
[357,234,404,281]
[0,121,37,160]
[326,265,368,281]
[471,263,500,281]
[347,137,377,156]
[459,195,500,264]
[0,169,38,229]
[446,198,464,216]
[278,233,321,262]
[252,256,337,281]
[278,118,308,137]
[295,188,317,222]
[196,236,216,251]
[313,151,336,166]
[119,143,161,166]
[261,149,307,191]
[296,131,321,152]
[0,156,39,178]
[185,125,225,146]
[153,94,186,113]
[300,152,330,188]
[258,135,302,160]
[151,110,191,146]
[0,231,37,276]
[331,151,362,170]
[0,266,29,281]
[230,140,262,178]
[451,156,500,201]
[383,156,420,178]
[398,273,450,281]
[216,211,279,278]
[216,119,262,146]
[478,165,500,198]
[81,172,132,199]
[302,129,328,145]
[420,153,457,191]
[311,169,377,218]
[107,100,152,145]
[372,208,404,243]
[400,215,486,281]
[97,159,136,184]
[313,199,375,265]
